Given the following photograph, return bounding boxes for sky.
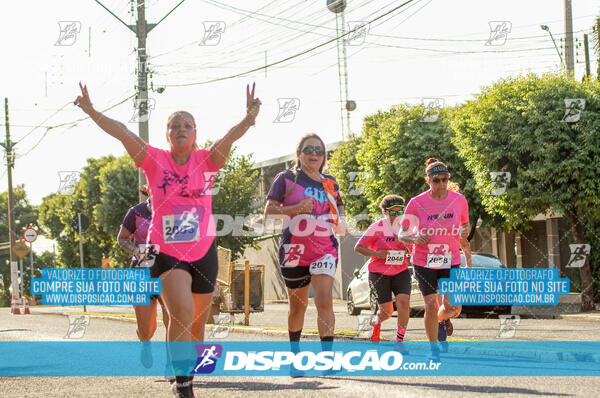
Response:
[1,0,599,253]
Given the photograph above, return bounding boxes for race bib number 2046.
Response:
[385,250,405,265]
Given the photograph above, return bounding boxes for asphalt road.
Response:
[1,310,600,397]
[23,301,600,341]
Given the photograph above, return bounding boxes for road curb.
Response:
[35,309,356,339]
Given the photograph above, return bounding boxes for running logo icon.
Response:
[283,244,305,266]
[163,206,203,243]
[356,315,372,338]
[55,21,81,46]
[566,244,591,268]
[420,98,444,123]
[428,244,449,255]
[64,315,90,339]
[347,171,364,196]
[129,98,156,123]
[57,171,81,195]
[346,21,369,46]
[496,315,520,339]
[274,98,300,123]
[208,314,233,339]
[200,21,226,46]
[561,99,585,123]
[485,21,511,46]
[135,243,160,268]
[203,171,222,196]
[489,172,511,196]
[193,344,222,374]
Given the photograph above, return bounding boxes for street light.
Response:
[541,25,566,70]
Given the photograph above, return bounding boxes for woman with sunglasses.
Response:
[264,133,344,348]
[75,82,260,398]
[354,195,411,346]
[398,158,470,361]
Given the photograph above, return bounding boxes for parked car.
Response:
[346,252,511,316]
[346,261,377,315]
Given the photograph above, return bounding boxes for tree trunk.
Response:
[567,211,595,311]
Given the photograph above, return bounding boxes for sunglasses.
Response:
[432,176,449,184]
[388,210,404,216]
[301,145,325,156]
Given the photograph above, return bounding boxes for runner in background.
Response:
[398,158,470,360]
[75,82,260,398]
[117,185,169,369]
[354,194,411,349]
[264,134,345,354]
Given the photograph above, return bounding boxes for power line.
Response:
[13,93,136,159]
[14,101,73,145]
[164,0,418,87]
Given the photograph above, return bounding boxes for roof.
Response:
[252,140,344,169]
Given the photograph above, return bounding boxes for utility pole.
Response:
[95,0,185,201]
[2,99,17,299]
[583,34,591,78]
[597,18,600,79]
[564,0,575,79]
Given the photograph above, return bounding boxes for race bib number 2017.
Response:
[309,254,337,277]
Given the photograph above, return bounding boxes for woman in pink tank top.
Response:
[75,82,260,397]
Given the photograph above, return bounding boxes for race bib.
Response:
[427,243,451,269]
[309,254,337,277]
[385,250,405,265]
[427,254,452,269]
[163,209,202,243]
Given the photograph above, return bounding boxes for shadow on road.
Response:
[190,380,336,391]
[325,377,570,396]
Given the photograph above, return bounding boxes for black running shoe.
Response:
[171,380,195,398]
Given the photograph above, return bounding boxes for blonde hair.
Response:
[166,111,199,150]
[447,182,460,192]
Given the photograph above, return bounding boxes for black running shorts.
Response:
[368,269,411,304]
[280,266,312,290]
[149,240,218,294]
[413,265,459,297]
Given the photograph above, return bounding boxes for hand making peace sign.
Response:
[74,82,95,115]
[245,82,261,126]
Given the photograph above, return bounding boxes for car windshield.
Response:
[360,261,369,275]
[462,253,504,268]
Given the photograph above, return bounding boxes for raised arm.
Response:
[75,82,147,165]
[210,83,261,168]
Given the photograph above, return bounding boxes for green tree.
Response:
[212,148,260,260]
[328,134,370,229]
[0,185,39,305]
[329,104,491,234]
[95,155,139,265]
[39,156,118,268]
[451,73,600,309]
